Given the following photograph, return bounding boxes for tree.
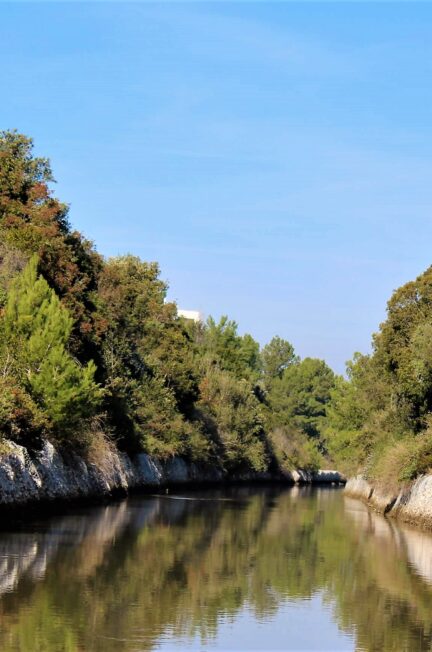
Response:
[324,361,371,473]
[2,256,102,438]
[0,130,102,360]
[323,265,432,479]
[268,358,335,440]
[197,366,267,472]
[372,265,432,430]
[200,316,260,379]
[97,255,200,450]
[0,242,28,309]
[261,336,298,386]
[132,375,209,461]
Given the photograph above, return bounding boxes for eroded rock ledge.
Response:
[345,474,432,530]
[0,439,344,509]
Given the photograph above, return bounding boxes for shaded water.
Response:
[0,486,431,651]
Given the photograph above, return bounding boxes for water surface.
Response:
[0,486,431,651]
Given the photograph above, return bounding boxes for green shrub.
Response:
[367,424,432,492]
[0,376,49,448]
[197,367,268,472]
[268,426,323,473]
[132,375,210,460]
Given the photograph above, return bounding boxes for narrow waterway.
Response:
[0,486,431,651]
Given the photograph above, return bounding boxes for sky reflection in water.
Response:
[0,486,431,651]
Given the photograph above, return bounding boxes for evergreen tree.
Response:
[268,357,335,440]
[201,316,260,379]
[261,336,298,386]
[2,256,102,436]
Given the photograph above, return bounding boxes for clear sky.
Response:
[1,2,431,374]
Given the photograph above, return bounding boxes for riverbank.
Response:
[345,474,432,530]
[0,439,344,511]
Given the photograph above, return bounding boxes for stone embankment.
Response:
[0,439,344,509]
[345,474,432,530]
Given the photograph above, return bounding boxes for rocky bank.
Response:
[0,439,344,509]
[345,474,432,530]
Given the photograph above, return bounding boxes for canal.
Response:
[0,486,431,651]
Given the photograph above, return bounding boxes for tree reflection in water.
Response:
[0,487,431,651]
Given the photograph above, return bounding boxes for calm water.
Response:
[0,486,432,651]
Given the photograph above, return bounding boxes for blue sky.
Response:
[1,3,431,373]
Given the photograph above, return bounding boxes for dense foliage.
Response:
[5,130,432,486]
[0,131,332,473]
[325,265,432,486]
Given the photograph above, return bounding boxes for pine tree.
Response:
[3,256,102,436]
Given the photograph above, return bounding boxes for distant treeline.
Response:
[1,131,431,485]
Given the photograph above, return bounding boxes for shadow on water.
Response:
[0,485,431,650]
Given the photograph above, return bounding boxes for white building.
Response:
[178,309,203,323]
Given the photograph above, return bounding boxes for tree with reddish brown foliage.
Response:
[0,130,103,360]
